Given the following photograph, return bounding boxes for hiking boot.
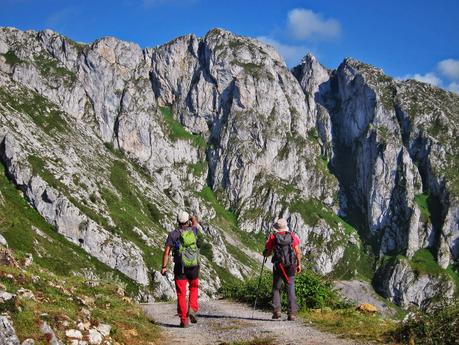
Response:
[180,320,189,328]
[188,308,198,324]
[272,311,281,319]
[287,313,296,321]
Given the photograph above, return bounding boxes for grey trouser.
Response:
[272,265,298,314]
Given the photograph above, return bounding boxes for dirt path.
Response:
[141,300,360,345]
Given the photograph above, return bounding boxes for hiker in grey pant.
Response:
[264,218,302,321]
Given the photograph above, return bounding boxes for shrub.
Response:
[295,270,343,309]
[220,269,343,311]
[393,299,459,345]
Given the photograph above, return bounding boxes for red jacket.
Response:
[265,231,300,252]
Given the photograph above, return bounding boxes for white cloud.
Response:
[438,59,459,80]
[398,72,442,87]
[448,81,459,94]
[257,36,307,66]
[287,8,341,40]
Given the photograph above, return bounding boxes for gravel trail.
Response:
[141,300,360,345]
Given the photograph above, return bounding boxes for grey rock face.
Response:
[375,258,455,308]
[0,133,149,285]
[150,29,338,233]
[0,25,457,308]
[0,316,20,345]
[293,56,459,306]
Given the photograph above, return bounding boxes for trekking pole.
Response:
[252,255,268,319]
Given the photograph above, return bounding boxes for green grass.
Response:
[290,198,355,235]
[199,186,238,225]
[160,106,206,149]
[211,261,240,286]
[329,243,375,281]
[100,160,164,269]
[27,155,66,190]
[0,87,70,134]
[232,61,262,76]
[26,153,164,272]
[446,265,459,290]
[0,162,140,294]
[189,160,207,177]
[411,249,446,276]
[414,193,431,222]
[33,53,77,86]
[380,250,459,291]
[300,308,397,343]
[1,50,22,66]
[392,299,459,345]
[224,240,259,272]
[198,186,266,251]
[0,258,159,344]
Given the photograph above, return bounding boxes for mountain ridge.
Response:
[0,26,458,310]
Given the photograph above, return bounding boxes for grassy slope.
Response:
[0,163,160,343]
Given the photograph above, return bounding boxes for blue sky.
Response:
[1,0,459,92]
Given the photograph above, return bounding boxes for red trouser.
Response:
[175,278,199,322]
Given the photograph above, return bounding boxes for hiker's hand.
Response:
[296,264,302,274]
[161,267,167,276]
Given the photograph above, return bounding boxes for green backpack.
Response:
[178,228,199,268]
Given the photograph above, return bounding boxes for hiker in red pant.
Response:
[263,218,301,321]
[161,211,203,327]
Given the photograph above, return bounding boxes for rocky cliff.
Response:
[0,26,457,307]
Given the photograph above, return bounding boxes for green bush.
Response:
[393,299,459,345]
[220,271,273,310]
[295,270,342,309]
[220,269,343,311]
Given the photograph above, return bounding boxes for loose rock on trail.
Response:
[141,300,360,345]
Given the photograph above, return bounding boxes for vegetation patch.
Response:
[329,243,375,281]
[199,186,237,225]
[0,162,140,293]
[0,256,159,344]
[1,50,22,66]
[301,308,397,343]
[221,264,396,343]
[221,269,343,311]
[410,248,446,276]
[380,250,459,289]
[160,106,206,149]
[197,186,264,251]
[224,240,258,272]
[189,160,207,177]
[0,87,70,134]
[233,61,262,76]
[33,53,77,86]
[100,160,164,269]
[414,192,431,222]
[290,198,356,235]
[392,299,459,345]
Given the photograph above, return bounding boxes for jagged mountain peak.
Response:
[0,26,458,309]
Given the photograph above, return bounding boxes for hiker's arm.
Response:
[294,245,302,273]
[263,235,274,257]
[161,245,171,275]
